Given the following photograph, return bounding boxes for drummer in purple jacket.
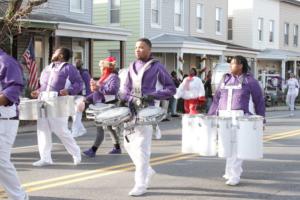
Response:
[121,38,176,196]
[31,47,83,167]
[82,56,121,157]
[0,49,28,200]
[208,55,265,186]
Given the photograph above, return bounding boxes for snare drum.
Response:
[136,106,165,125]
[217,116,232,158]
[86,103,115,119]
[44,96,75,118]
[19,99,43,120]
[95,107,131,126]
[236,115,264,160]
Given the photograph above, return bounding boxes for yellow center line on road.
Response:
[25,154,195,192]
[263,129,300,139]
[22,152,183,188]
[20,128,300,194]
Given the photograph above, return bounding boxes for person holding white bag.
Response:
[285,73,299,116]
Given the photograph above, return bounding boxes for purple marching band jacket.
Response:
[122,58,176,104]
[85,73,120,104]
[0,49,24,118]
[208,72,265,118]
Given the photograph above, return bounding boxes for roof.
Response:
[1,9,131,41]
[150,33,259,55]
[280,0,300,7]
[257,48,300,60]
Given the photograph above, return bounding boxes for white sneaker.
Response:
[128,186,146,196]
[222,174,229,180]
[226,178,240,186]
[146,168,156,188]
[73,155,81,165]
[32,160,53,167]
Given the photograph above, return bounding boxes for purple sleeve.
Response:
[207,87,221,115]
[66,64,83,95]
[0,58,24,104]
[250,78,265,118]
[151,64,176,100]
[82,70,91,96]
[99,74,120,95]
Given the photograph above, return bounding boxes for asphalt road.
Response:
[1,110,300,200]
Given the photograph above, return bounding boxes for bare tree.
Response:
[0,0,47,51]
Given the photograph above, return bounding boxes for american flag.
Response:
[23,38,39,90]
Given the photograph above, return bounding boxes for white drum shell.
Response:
[182,114,202,154]
[198,116,217,156]
[19,99,43,120]
[137,106,165,125]
[95,107,131,126]
[44,96,75,118]
[182,114,217,156]
[86,103,115,120]
[217,117,232,158]
[236,116,263,160]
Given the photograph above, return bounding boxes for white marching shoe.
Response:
[128,186,146,196]
[222,174,229,180]
[225,178,240,186]
[32,160,53,167]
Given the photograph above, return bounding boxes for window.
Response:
[284,23,289,45]
[269,20,274,42]
[216,7,222,34]
[110,0,120,24]
[293,24,298,47]
[109,50,120,69]
[228,18,233,40]
[174,0,183,29]
[70,0,84,13]
[151,0,160,26]
[258,18,263,41]
[196,3,203,31]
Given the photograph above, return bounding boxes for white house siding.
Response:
[252,0,279,50]
[228,0,254,47]
[93,0,140,73]
[190,0,228,42]
[144,0,190,38]
[29,0,92,24]
[279,1,300,52]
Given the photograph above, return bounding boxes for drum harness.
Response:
[124,59,157,143]
[218,74,247,126]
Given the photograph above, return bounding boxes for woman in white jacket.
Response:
[286,73,299,116]
[174,68,205,114]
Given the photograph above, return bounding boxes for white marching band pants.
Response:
[286,92,298,111]
[0,120,27,200]
[219,110,244,182]
[37,117,81,162]
[71,111,86,135]
[124,125,154,189]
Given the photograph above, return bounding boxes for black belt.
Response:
[0,116,18,120]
